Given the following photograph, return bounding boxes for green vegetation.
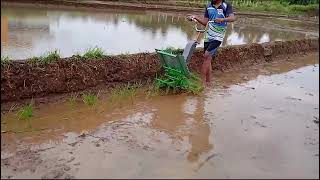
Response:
[162,47,184,55]
[110,83,140,104]
[73,52,82,59]
[17,100,34,129]
[281,0,319,5]
[29,50,60,64]
[67,93,79,107]
[71,47,106,60]
[132,0,319,15]
[156,47,203,95]
[82,93,98,106]
[231,0,319,15]
[18,102,34,120]
[83,47,105,59]
[156,66,203,95]
[145,82,161,99]
[26,47,106,63]
[1,56,11,65]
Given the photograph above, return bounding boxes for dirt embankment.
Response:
[1,38,319,103]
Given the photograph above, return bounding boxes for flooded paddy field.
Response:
[1,2,319,179]
[1,5,318,59]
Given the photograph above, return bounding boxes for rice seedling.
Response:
[1,56,11,65]
[156,66,203,95]
[156,47,203,95]
[162,47,184,55]
[17,100,35,129]
[18,102,34,120]
[67,93,79,107]
[110,83,139,104]
[28,50,60,64]
[83,47,105,59]
[82,93,98,106]
[71,52,83,60]
[145,81,160,99]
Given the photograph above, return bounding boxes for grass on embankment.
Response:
[29,50,61,64]
[232,0,319,16]
[74,47,106,60]
[136,0,319,16]
[3,46,204,97]
[26,47,107,64]
[1,56,11,65]
[17,46,184,64]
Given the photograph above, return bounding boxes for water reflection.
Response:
[150,95,213,163]
[1,16,9,47]
[186,97,212,163]
[1,6,318,59]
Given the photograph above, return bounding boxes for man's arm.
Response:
[215,2,236,23]
[215,14,235,23]
[194,16,209,26]
[187,5,209,26]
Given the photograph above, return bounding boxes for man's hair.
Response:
[211,0,224,3]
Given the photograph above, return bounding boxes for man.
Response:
[188,0,235,87]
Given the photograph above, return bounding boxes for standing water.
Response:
[1,52,318,179]
[1,5,318,59]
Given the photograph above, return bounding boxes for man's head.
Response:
[212,0,223,4]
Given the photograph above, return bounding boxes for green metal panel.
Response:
[155,49,190,76]
[154,49,202,94]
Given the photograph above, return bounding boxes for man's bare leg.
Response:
[206,57,212,86]
[201,51,213,87]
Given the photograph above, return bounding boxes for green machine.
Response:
[155,18,209,93]
[154,49,202,94]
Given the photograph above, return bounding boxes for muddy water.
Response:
[1,52,318,179]
[1,5,319,59]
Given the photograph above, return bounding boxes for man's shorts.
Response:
[204,40,222,56]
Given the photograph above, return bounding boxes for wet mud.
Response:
[1,52,318,179]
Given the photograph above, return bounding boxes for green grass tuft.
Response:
[83,47,105,59]
[145,81,160,99]
[156,66,203,95]
[162,47,184,55]
[231,0,319,15]
[18,100,35,129]
[18,102,34,120]
[1,56,11,65]
[82,93,98,106]
[67,93,79,107]
[28,50,60,64]
[110,83,140,104]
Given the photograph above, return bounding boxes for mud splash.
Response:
[1,52,318,179]
[1,38,319,103]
